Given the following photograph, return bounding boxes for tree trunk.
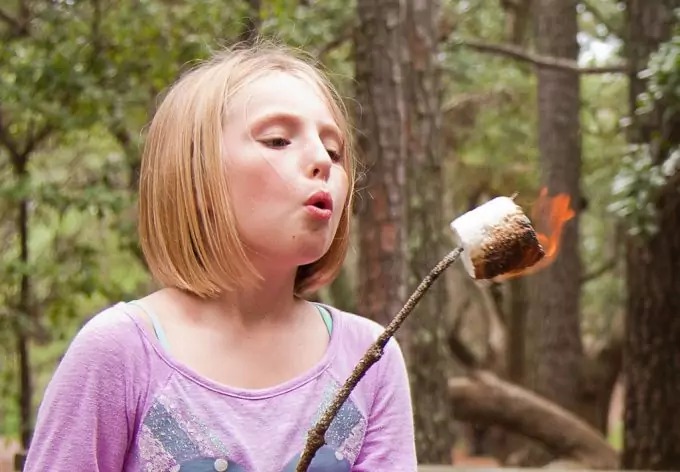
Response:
[528,0,583,411]
[517,0,584,465]
[11,153,34,453]
[354,0,409,328]
[622,0,680,469]
[402,0,457,463]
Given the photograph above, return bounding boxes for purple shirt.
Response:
[24,303,417,471]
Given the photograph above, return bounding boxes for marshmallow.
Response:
[450,196,545,280]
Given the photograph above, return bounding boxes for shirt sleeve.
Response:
[353,337,418,471]
[24,306,149,472]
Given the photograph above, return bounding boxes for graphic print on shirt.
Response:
[283,380,368,471]
[136,380,367,472]
[137,393,234,471]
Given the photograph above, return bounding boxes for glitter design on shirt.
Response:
[308,380,367,463]
[138,394,238,471]
[164,394,230,458]
[136,380,366,472]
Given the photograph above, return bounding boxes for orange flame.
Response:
[497,187,575,280]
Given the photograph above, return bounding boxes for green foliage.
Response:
[580,70,628,334]
[0,0,261,438]
[440,0,539,213]
[638,13,680,117]
[0,0,658,447]
[609,144,668,236]
[0,0,364,440]
[610,11,680,238]
[577,0,626,45]
[260,0,357,96]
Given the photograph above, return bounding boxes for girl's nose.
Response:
[307,140,332,180]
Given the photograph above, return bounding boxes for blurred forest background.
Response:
[0,0,679,470]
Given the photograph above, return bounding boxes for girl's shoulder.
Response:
[73,301,162,359]
[59,301,172,395]
[23,303,166,471]
[323,304,402,354]
[321,304,409,393]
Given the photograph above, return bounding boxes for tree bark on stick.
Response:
[296,248,463,471]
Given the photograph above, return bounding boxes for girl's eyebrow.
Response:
[250,111,343,143]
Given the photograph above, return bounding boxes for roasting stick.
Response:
[295,195,546,472]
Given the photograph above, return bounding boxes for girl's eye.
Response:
[327,150,342,162]
[262,138,290,148]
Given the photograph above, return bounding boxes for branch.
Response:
[295,247,463,471]
[446,321,480,370]
[586,311,624,391]
[0,7,20,30]
[0,109,22,161]
[22,123,54,158]
[448,371,619,469]
[451,38,629,74]
[442,88,513,114]
[477,283,506,361]
[0,1,30,38]
[313,20,354,60]
[581,258,617,283]
[580,0,624,39]
[237,0,261,44]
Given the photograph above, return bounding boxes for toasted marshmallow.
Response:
[450,196,545,280]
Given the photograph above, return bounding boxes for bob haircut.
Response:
[138,40,356,299]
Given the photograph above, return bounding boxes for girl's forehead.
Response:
[226,71,339,126]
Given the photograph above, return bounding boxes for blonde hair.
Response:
[138,40,356,299]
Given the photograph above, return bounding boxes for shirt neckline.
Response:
[116,301,342,400]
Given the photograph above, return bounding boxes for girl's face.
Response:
[222,71,349,272]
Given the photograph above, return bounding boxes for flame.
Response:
[497,187,575,280]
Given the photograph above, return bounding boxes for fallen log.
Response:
[448,370,619,469]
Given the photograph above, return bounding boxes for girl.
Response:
[23,42,417,471]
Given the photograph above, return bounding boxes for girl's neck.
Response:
[216,277,300,326]
[174,266,302,330]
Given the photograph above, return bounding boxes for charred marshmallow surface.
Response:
[450,196,545,280]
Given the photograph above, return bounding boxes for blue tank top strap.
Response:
[128,300,171,352]
[128,300,330,348]
[314,304,333,336]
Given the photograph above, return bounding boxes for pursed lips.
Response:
[304,190,333,212]
[303,190,334,220]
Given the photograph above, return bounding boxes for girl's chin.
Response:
[293,242,334,266]
[247,236,334,268]
[296,250,331,267]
